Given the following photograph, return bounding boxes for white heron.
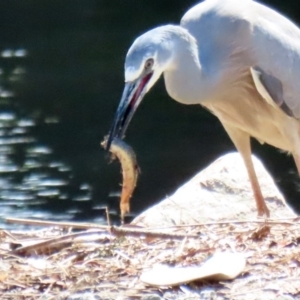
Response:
[106,0,300,217]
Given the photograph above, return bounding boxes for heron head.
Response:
[106,26,175,150]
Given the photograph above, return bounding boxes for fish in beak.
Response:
[105,72,153,151]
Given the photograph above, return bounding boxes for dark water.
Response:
[0,0,300,229]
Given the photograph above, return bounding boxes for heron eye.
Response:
[144,58,154,70]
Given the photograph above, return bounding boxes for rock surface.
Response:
[133,152,296,227]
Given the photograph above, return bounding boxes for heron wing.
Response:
[245,2,300,118]
[250,67,294,117]
[181,0,300,118]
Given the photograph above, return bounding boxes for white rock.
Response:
[133,152,295,227]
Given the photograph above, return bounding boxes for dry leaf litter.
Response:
[0,218,299,299]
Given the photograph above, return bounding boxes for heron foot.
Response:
[256,201,270,218]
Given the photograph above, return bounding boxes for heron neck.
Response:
[163,29,214,105]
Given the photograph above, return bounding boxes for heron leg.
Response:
[293,154,300,175]
[280,122,300,180]
[222,122,270,217]
[292,150,300,178]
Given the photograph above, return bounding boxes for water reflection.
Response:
[0,48,98,229]
[1,49,27,58]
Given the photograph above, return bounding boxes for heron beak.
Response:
[106,72,153,151]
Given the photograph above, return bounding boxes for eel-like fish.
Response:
[101,137,139,222]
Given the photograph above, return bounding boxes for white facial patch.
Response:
[125,66,143,82]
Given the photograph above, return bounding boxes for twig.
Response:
[11,227,195,255]
[109,226,197,239]
[5,217,197,243]
[142,217,300,230]
[105,207,112,228]
[11,230,107,255]
[5,217,108,230]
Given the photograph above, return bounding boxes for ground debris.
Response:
[0,218,300,299]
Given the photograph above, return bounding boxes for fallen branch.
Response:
[5,217,197,251]
[6,217,108,230]
[143,217,300,230]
